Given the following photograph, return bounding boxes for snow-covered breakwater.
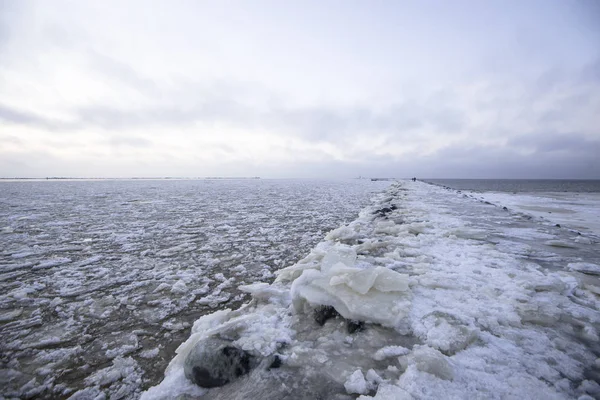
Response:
[144,180,600,399]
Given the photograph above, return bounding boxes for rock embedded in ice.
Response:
[184,338,254,388]
[313,305,340,326]
[344,369,369,395]
[408,345,454,381]
[347,319,364,333]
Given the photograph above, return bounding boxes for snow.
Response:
[470,190,600,237]
[145,180,600,399]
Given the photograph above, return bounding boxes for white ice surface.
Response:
[473,190,600,237]
[145,181,600,399]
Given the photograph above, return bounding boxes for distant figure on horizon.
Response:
[412,177,416,182]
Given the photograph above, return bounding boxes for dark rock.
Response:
[390,204,397,210]
[373,207,393,217]
[268,355,282,370]
[555,224,561,228]
[184,338,255,388]
[347,320,364,334]
[502,207,508,211]
[314,305,339,326]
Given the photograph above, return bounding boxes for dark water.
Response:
[424,179,600,193]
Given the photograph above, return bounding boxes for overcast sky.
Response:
[1,0,599,178]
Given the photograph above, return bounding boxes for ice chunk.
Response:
[170,280,188,294]
[373,345,410,361]
[329,266,409,295]
[153,283,171,293]
[408,345,453,381]
[291,262,411,327]
[366,369,383,384]
[140,348,160,359]
[357,383,412,400]
[568,262,600,276]
[321,245,357,273]
[345,369,368,395]
[418,312,478,355]
[238,283,290,305]
[326,225,359,242]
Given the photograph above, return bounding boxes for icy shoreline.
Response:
[143,180,600,400]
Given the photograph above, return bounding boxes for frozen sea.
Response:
[2,178,600,399]
[0,179,390,399]
[427,179,600,236]
[143,179,599,400]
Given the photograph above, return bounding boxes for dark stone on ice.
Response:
[191,366,229,388]
[268,355,282,370]
[374,207,394,217]
[184,338,255,388]
[347,320,364,334]
[314,305,339,326]
[390,204,397,210]
[555,224,561,228]
[503,207,508,211]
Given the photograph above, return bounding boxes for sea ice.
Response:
[344,369,368,395]
[141,180,600,399]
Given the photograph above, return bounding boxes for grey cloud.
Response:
[424,139,600,179]
[509,132,600,154]
[72,98,464,143]
[87,50,160,96]
[0,103,78,131]
[0,104,48,126]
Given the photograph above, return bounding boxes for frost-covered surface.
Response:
[462,190,600,237]
[0,179,388,399]
[145,180,600,399]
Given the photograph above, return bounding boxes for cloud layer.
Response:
[1,0,599,178]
